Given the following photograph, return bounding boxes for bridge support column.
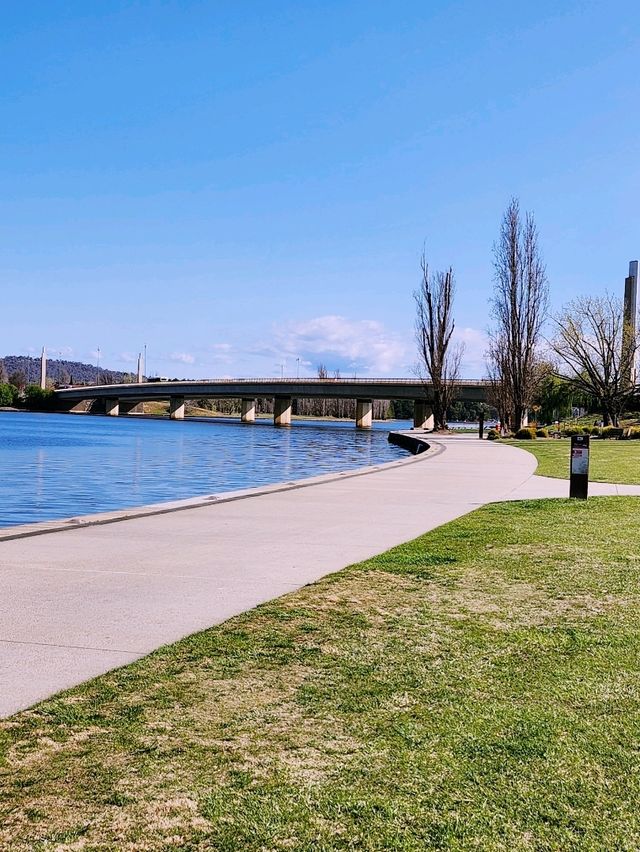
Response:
[105,398,119,417]
[273,397,292,426]
[241,398,256,423]
[170,396,185,420]
[355,399,373,429]
[413,400,434,431]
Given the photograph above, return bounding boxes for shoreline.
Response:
[0,438,541,717]
[0,431,432,542]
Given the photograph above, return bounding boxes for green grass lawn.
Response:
[509,438,640,484]
[2,497,640,850]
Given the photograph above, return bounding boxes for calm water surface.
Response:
[0,412,410,528]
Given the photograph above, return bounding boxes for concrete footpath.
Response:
[1,437,639,717]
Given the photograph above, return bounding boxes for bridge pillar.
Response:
[105,398,119,417]
[241,398,256,423]
[355,399,373,429]
[170,396,185,420]
[414,400,434,431]
[274,397,292,426]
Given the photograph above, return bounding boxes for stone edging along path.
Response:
[0,431,436,543]
[0,434,637,717]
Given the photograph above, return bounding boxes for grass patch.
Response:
[2,497,640,849]
[509,438,640,484]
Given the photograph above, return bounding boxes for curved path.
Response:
[0,436,637,717]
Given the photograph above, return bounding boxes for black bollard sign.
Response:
[569,434,590,499]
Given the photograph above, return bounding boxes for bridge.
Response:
[54,378,490,429]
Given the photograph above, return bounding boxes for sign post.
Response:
[569,435,590,499]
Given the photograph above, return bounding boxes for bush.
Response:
[0,383,16,406]
[535,428,548,438]
[515,427,536,439]
[563,427,582,437]
[588,426,601,437]
[622,427,640,440]
[23,385,56,411]
[601,426,624,440]
[487,429,499,440]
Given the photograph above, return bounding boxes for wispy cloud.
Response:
[47,345,74,358]
[207,343,233,364]
[454,327,488,378]
[170,351,195,365]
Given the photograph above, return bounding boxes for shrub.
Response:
[0,383,16,407]
[487,429,499,440]
[588,426,601,437]
[535,428,548,438]
[622,427,640,440]
[515,427,536,439]
[563,427,582,437]
[23,385,56,411]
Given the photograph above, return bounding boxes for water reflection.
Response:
[0,413,409,528]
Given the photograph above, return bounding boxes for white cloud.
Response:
[269,315,409,376]
[170,351,195,365]
[48,345,74,358]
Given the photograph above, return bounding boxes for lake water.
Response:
[0,412,411,528]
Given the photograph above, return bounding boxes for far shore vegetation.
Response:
[2,497,640,849]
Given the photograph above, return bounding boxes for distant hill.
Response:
[0,355,135,387]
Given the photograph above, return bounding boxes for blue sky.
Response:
[2,1,640,378]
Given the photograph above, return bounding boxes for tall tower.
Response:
[624,261,638,386]
[137,353,143,383]
[40,347,47,390]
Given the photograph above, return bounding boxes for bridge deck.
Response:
[54,378,489,403]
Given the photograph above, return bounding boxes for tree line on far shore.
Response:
[415,197,640,430]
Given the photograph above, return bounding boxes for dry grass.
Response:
[2,497,640,850]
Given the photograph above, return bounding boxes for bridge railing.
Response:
[55,377,489,391]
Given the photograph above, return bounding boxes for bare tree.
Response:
[489,198,549,431]
[414,254,464,430]
[485,334,513,432]
[549,293,639,426]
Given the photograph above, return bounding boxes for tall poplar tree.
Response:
[489,198,549,431]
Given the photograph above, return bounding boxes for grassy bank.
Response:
[2,497,640,849]
[509,438,640,484]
